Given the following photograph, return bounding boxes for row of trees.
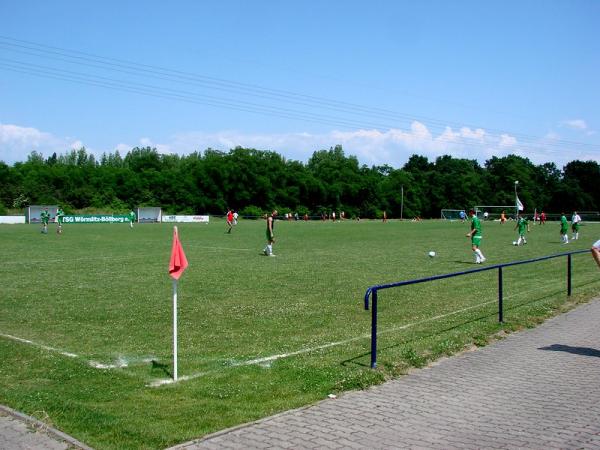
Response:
[0,145,598,218]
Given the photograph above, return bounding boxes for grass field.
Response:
[1,218,598,449]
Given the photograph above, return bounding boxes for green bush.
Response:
[239,205,264,218]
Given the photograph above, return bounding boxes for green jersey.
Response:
[560,215,568,233]
[40,210,50,224]
[129,211,136,221]
[470,216,482,236]
[56,208,64,224]
[517,217,527,234]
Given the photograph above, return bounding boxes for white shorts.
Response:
[593,239,600,249]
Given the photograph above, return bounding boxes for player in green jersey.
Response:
[40,208,50,234]
[129,210,136,228]
[466,210,486,264]
[514,214,528,245]
[56,207,64,234]
[560,213,569,244]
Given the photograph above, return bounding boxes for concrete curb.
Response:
[0,404,93,450]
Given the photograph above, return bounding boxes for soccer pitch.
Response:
[1,219,598,449]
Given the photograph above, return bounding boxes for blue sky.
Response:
[1,0,599,168]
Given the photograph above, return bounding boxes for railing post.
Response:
[370,289,378,369]
[567,253,572,296]
[498,266,503,323]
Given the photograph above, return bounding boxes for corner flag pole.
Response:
[173,277,178,381]
[168,226,188,382]
[400,185,404,220]
[514,180,519,220]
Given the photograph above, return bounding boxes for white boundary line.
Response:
[0,333,79,359]
[148,297,502,387]
[5,279,597,388]
[150,280,592,386]
[0,333,158,370]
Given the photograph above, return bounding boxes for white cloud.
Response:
[70,140,85,150]
[2,121,593,170]
[499,134,517,147]
[0,123,104,164]
[561,119,587,130]
[136,137,172,154]
[459,127,486,141]
[115,143,131,153]
[159,121,526,167]
[0,123,78,163]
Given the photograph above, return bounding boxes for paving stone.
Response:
[174,299,600,449]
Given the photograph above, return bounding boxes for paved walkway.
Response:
[0,405,91,450]
[174,298,600,449]
[2,298,600,449]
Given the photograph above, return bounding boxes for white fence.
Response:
[0,216,26,224]
[161,215,210,223]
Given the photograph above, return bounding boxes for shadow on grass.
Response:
[340,309,497,368]
[452,260,475,265]
[151,360,172,378]
[539,344,600,357]
[342,287,576,369]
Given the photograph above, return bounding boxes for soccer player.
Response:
[466,209,486,264]
[129,210,136,228]
[233,211,238,225]
[540,211,546,225]
[571,211,582,240]
[56,206,64,234]
[459,210,466,223]
[263,209,278,256]
[592,240,600,269]
[500,210,506,224]
[40,207,50,234]
[514,214,528,245]
[226,209,234,233]
[560,212,569,244]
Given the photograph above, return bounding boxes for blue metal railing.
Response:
[363,249,591,368]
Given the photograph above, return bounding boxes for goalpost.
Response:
[440,209,466,220]
[137,207,162,223]
[26,205,59,224]
[473,205,514,220]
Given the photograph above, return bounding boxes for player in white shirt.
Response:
[571,211,582,240]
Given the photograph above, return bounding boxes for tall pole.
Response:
[400,185,404,220]
[514,180,519,220]
[173,279,178,381]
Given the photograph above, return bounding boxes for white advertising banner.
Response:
[162,215,210,223]
[0,216,26,224]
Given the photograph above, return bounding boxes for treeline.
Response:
[0,145,598,218]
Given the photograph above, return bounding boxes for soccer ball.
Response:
[428,251,436,257]
[512,241,517,246]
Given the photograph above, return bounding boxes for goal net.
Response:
[474,206,514,221]
[440,209,466,220]
[26,205,59,224]
[137,207,162,223]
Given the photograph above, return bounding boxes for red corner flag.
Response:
[169,226,188,280]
